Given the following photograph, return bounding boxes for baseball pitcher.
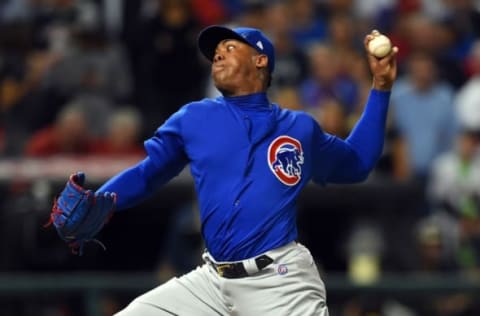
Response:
[47,26,397,315]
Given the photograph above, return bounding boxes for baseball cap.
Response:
[198,25,275,73]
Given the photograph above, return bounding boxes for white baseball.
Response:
[368,34,392,58]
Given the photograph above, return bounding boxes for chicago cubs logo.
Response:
[268,135,304,186]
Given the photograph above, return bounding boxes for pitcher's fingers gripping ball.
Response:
[46,172,116,254]
[364,30,398,92]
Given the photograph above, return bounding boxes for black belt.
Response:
[210,255,274,278]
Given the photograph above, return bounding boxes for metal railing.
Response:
[1,272,480,315]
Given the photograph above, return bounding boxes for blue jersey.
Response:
[98,90,390,261]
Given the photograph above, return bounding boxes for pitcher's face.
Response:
[211,39,259,95]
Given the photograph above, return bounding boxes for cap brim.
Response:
[198,25,248,62]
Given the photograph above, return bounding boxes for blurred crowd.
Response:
[2,0,480,315]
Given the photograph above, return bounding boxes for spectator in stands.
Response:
[124,0,206,137]
[43,19,132,103]
[264,1,308,95]
[428,123,480,274]
[308,98,349,138]
[299,42,358,115]
[265,2,307,95]
[24,103,92,157]
[270,86,303,111]
[404,212,480,316]
[190,0,227,27]
[456,40,480,129]
[21,3,132,139]
[393,13,467,88]
[228,0,267,30]
[327,13,362,69]
[62,94,115,138]
[352,0,397,30]
[90,107,144,157]
[413,215,459,273]
[390,51,457,181]
[287,0,328,49]
[441,0,480,57]
[410,41,480,312]
[0,21,61,156]
[412,215,480,316]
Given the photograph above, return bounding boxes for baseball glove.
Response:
[46,172,116,255]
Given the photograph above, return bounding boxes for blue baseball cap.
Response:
[198,25,275,73]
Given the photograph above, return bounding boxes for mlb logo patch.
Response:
[277,264,288,275]
[267,135,304,186]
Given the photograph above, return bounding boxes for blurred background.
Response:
[1,0,480,315]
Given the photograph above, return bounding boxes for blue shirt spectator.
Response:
[390,52,457,178]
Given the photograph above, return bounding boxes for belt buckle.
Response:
[216,263,232,277]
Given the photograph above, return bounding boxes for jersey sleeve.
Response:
[96,107,190,210]
[311,89,390,184]
[144,106,189,170]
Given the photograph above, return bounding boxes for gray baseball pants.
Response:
[115,242,329,315]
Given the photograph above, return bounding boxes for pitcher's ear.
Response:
[255,54,269,69]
